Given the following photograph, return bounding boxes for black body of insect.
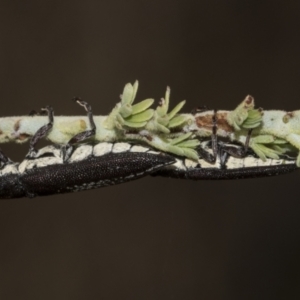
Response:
[0,102,297,199]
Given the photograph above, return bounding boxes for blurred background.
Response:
[1,1,300,299]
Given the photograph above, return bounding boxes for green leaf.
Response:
[182,148,199,161]
[271,145,286,154]
[170,132,193,145]
[272,138,288,144]
[122,119,147,128]
[177,139,200,148]
[257,144,280,159]
[155,123,170,134]
[121,83,134,105]
[131,81,139,104]
[243,118,261,125]
[156,99,167,117]
[251,144,267,161]
[131,99,154,115]
[242,122,261,129]
[119,105,132,118]
[242,109,263,129]
[227,96,255,130]
[168,115,188,128]
[157,116,169,126]
[252,135,275,144]
[156,87,170,117]
[167,144,185,156]
[167,100,186,120]
[116,113,125,125]
[125,109,154,123]
[247,109,262,118]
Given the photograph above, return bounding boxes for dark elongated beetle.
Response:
[0,100,297,199]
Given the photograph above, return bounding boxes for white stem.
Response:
[0,111,235,145]
[0,115,116,144]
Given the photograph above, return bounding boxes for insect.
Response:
[0,97,297,199]
[1,82,299,165]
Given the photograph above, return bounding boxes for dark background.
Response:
[1,1,300,299]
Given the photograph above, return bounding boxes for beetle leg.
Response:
[218,129,253,168]
[26,106,54,158]
[152,133,298,180]
[211,109,218,159]
[191,105,209,115]
[67,98,96,145]
[196,109,218,163]
[28,109,38,116]
[198,110,253,167]
[0,148,12,167]
[28,108,48,116]
[63,98,96,161]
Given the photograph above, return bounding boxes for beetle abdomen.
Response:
[21,152,174,197]
[153,153,297,180]
[0,143,175,199]
[153,163,297,180]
